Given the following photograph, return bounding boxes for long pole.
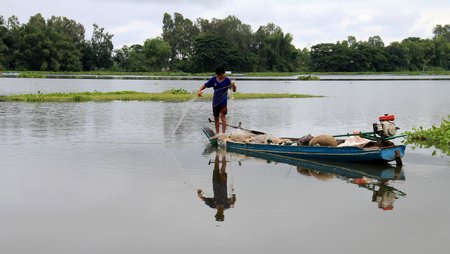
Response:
[208,118,266,135]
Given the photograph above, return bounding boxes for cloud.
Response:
[111,21,162,46]
[2,0,449,49]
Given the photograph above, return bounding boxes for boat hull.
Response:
[227,141,405,163]
[202,127,405,163]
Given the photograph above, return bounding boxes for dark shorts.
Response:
[213,104,227,117]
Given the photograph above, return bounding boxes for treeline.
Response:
[1,13,449,73]
[0,14,113,72]
[310,32,450,72]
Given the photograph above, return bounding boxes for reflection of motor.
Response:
[373,114,398,138]
[372,184,396,211]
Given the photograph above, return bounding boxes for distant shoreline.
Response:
[1,71,450,81]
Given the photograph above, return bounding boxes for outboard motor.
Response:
[373,114,398,138]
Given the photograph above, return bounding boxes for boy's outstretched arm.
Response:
[197,84,206,97]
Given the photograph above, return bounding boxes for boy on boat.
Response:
[197,65,237,136]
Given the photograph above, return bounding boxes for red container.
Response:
[379,114,395,121]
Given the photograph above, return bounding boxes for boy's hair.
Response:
[215,65,225,75]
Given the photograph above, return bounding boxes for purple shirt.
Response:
[205,76,231,107]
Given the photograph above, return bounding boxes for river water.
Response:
[0,77,449,254]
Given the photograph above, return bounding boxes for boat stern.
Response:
[380,145,406,162]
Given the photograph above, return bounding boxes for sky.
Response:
[2,0,450,49]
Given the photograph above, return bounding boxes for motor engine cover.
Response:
[382,121,397,136]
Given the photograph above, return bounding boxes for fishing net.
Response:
[218,129,292,145]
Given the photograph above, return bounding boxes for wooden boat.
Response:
[201,126,405,164]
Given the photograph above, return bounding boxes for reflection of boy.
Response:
[197,155,236,221]
[197,66,237,135]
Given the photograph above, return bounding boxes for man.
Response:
[197,66,237,136]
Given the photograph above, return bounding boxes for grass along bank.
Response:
[0,89,321,102]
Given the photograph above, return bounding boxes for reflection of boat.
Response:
[206,146,406,211]
[226,147,405,182]
[202,126,405,164]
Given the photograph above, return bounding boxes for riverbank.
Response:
[2,71,450,80]
[0,90,321,102]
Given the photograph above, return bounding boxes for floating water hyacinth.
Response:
[403,115,450,156]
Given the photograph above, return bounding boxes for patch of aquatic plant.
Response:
[403,115,450,156]
[0,91,321,103]
[297,75,320,80]
[163,88,190,94]
[232,92,320,99]
[17,72,47,78]
[242,72,300,77]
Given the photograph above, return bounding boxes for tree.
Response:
[0,16,8,69]
[296,48,311,71]
[431,36,450,69]
[433,24,450,42]
[368,35,385,47]
[82,23,114,70]
[142,37,171,71]
[20,13,50,70]
[401,37,435,71]
[196,15,257,71]
[346,36,357,47]
[254,23,298,71]
[123,44,147,72]
[385,42,408,71]
[310,43,352,72]
[46,16,85,71]
[191,33,244,72]
[352,42,387,71]
[2,15,23,70]
[162,12,199,70]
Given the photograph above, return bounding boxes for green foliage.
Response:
[191,33,243,72]
[433,24,450,42]
[163,88,190,94]
[297,75,320,80]
[82,23,114,71]
[310,43,351,72]
[113,38,171,72]
[0,91,320,102]
[1,12,450,74]
[142,38,171,71]
[404,116,450,156]
[162,12,200,71]
[232,93,320,99]
[254,23,298,72]
[310,32,450,72]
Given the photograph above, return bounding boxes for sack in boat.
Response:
[309,134,338,147]
[297,134,314,146]
[337,135,371,148]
